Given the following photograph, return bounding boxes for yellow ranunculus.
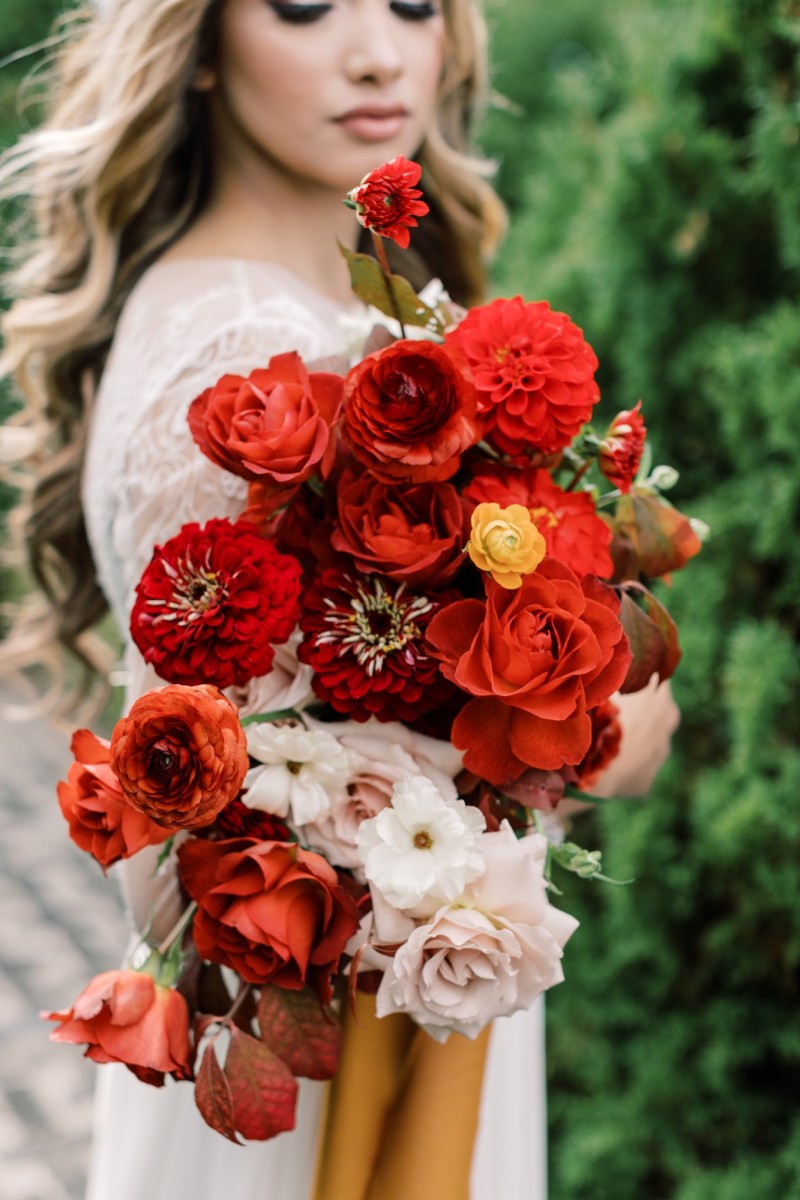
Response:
[467,502,547,589]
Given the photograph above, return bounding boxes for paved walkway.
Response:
[0,711,127,1200]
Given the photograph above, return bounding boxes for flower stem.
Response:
[370,230,406,337]
[565,460,592,492]
[157,901,198,956]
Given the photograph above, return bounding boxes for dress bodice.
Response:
[83,257,364,657]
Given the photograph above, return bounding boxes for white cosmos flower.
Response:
[244,724,351,826]
[356,776,485,916]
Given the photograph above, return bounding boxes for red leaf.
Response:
[194,1042,241,1144]
[258,986,342,1081]
[618,586,682,692]
[224,1026,298,1141]
[609,488,702,580]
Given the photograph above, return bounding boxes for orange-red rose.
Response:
[426,559,632,784]
[188,351,343,486]
[331,467,468,588]
[43,969,192,1086]
[177,838,360,1004]
[57,730,172,868]
[110,685,248,830]
[342,340,481,484]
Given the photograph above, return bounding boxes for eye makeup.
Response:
[266,1,439,24]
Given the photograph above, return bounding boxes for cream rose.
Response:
[375,823,579,1040]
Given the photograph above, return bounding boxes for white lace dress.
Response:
[82,258,547,1200]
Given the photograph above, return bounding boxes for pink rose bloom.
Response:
[228,628,315,718]
[299,719,462,870]
[374,823,578,1041]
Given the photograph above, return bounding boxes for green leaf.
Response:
[339,244,443,334]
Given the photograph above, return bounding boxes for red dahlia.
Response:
[463,463,613,579]
[446,297,600,456]
[297,568,453,722]
[598,402,647,493]
[130,518,301,689]
[347,156,429,249]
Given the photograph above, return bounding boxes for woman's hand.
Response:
[592,674,681,798]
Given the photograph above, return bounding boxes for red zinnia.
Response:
[463,462,613,579]
[297,568,454,722]
[130,518,302,689]
[347,155,429,249]
[446,297,600,456]
[598,402,647,493]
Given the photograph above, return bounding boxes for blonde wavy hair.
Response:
[0,0,506,715]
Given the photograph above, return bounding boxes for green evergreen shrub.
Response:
[485,0,800,1194]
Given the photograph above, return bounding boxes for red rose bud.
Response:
[343,339,481,484]
[130,517,301,690]
[445,297,600,456]
[57,729,172,868]
[111,684,248,830]
[598,402,647,493]
[42,969,192,1087]
[346,155,429,249]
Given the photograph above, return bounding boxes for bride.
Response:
[0,1,677,1196]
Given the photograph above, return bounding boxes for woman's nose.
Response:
[343,5,405,86]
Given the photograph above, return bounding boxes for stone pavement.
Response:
[0,711,127,1200]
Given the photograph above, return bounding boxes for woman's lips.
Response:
[334,106,409,141]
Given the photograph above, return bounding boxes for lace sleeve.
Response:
[84,259,360,643]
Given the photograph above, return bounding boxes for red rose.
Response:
[343,340,481,484]
[331,466,468,588]
[445,297,600,456]
[463,463,613,579]
[187,352,343,487]
[347,155,429,249]
[426,560,632,784]
[598,402,647,493]
[177,838,360,1004]
[298,568,455,722]
[111,684,248,830]
[130,518,301,689]
[43,970,192,1086]
[57,730,171,868]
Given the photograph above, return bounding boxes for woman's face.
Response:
[209,0,447,195]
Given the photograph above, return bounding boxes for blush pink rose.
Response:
[375,824,578,1040]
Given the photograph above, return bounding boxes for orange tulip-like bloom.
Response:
[467,502,547,589]
[43,969,192,1087]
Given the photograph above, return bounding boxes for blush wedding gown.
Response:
[81,257,548,1200]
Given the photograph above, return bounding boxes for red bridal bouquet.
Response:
[44,157,702,1142]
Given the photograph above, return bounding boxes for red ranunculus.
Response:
[426,559,631,784]
[598,402,647,493]
[130,517,301,689]
[343,340,481,484]
[463,463,613,579]
[57,729,172,868]
[177,838,360,1004]
[446,297,600,456]
[347,155,429,249]
[575,698,622,789]
[187,352,343,488]
[111,684,249,830]
[43,970,192,1086]
[298,568,454,722]
[331,466,468,588]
